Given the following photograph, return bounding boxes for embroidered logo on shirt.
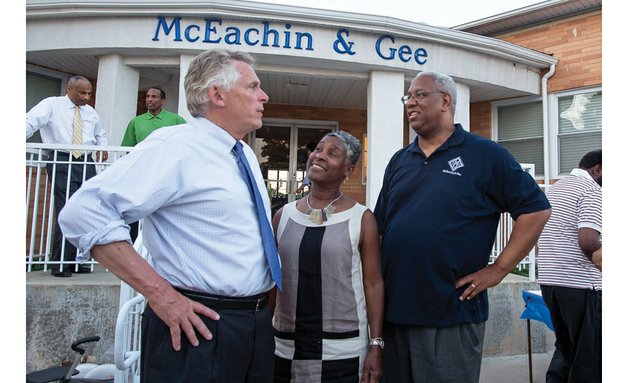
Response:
[442,156,464,176]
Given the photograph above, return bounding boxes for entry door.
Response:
[251,124,334,216]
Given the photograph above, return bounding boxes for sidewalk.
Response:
[481,352,553,383]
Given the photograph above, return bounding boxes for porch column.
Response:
[95,54,140,145]
[455,82,471,131]
[366,71,405,210]
[177,54,197,122]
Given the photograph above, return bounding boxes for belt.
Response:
[54,151,90,160]
[176,288,269,311]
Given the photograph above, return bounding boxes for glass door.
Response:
[294,126,333,198]
[251,123,334,217]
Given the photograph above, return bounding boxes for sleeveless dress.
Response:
[273,201,370,383]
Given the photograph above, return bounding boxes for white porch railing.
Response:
[25,144,541,280]
[25,143,132,272]
[489,212,537,281]
[489,164,541,281]
[113,232,149,383]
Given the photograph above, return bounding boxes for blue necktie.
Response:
[233,141,282,290]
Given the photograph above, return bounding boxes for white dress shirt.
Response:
[58,117,274,296]
[26,95,107,146]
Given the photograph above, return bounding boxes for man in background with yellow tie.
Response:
[26,75,108,277]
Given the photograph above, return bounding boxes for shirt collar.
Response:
[146,110,165,119]
[407,123,466,155]
[64,95,79,110]
[192,117,239,154]
[570,168,597,183]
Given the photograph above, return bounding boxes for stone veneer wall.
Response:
[26,271,553,373]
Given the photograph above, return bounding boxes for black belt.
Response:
[176,288,269,311]
[54,151,90,160]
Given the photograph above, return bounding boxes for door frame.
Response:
[249,118,337,204]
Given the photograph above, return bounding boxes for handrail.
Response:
[113,294,144,370]
[25,143,536,279]
[25,143,132,271]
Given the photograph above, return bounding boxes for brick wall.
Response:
[495,11,602,93]
[468,11,601,142]
[26,167,53,259]
[264,104,368,204]
[470,102,493,138]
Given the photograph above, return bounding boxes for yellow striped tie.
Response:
[72,106,83,158]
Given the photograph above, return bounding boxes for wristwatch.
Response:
[369,337,384,350]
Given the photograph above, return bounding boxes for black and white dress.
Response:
[273,201,370,382]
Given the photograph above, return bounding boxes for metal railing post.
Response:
[25,143,132,272]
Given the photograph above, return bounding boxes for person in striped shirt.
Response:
[538,149,602,383]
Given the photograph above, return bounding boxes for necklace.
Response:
[305,192,344,224]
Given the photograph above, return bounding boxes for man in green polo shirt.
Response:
[121,86,186,146]
[121,86,186,240]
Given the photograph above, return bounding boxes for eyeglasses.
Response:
[401,91,445,104]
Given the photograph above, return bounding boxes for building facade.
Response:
[26,0,601,209]
[458,0,602,187]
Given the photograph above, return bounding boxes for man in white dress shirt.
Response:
[59,50,278,382]
[26,75,108,277]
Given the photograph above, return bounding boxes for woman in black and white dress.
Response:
[271,131,384,383]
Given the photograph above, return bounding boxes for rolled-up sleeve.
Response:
[58,184,132,262]
[58,137,182,261]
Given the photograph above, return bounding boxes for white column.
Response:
[164,77,181,115]
[178,54,197,122]
[366,71,405,210]
[95,55,140,146]
[454,82,470,132]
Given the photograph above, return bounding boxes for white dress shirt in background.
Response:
[26,95,108,146]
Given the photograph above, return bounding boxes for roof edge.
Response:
[453,0,602,34]
[26,0,557,68]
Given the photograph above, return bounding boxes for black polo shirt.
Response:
[374,124,550,327]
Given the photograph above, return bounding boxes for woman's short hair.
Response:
[325,131,361,165]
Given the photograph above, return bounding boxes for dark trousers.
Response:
[541,285,602,383]
[382,320,485,383]
[140,298,275,382]
[129,221,139,243]
[46,153,96,271]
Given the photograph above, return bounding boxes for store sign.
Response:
[152,17,428,65]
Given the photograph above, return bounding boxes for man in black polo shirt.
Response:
[374,71,551,382]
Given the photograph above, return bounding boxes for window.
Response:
[27,71,62,111]
[26,71,63,143]
[557,90,602,174]
[497,101,544,177]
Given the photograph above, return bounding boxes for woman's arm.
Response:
[359,209,384,383]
